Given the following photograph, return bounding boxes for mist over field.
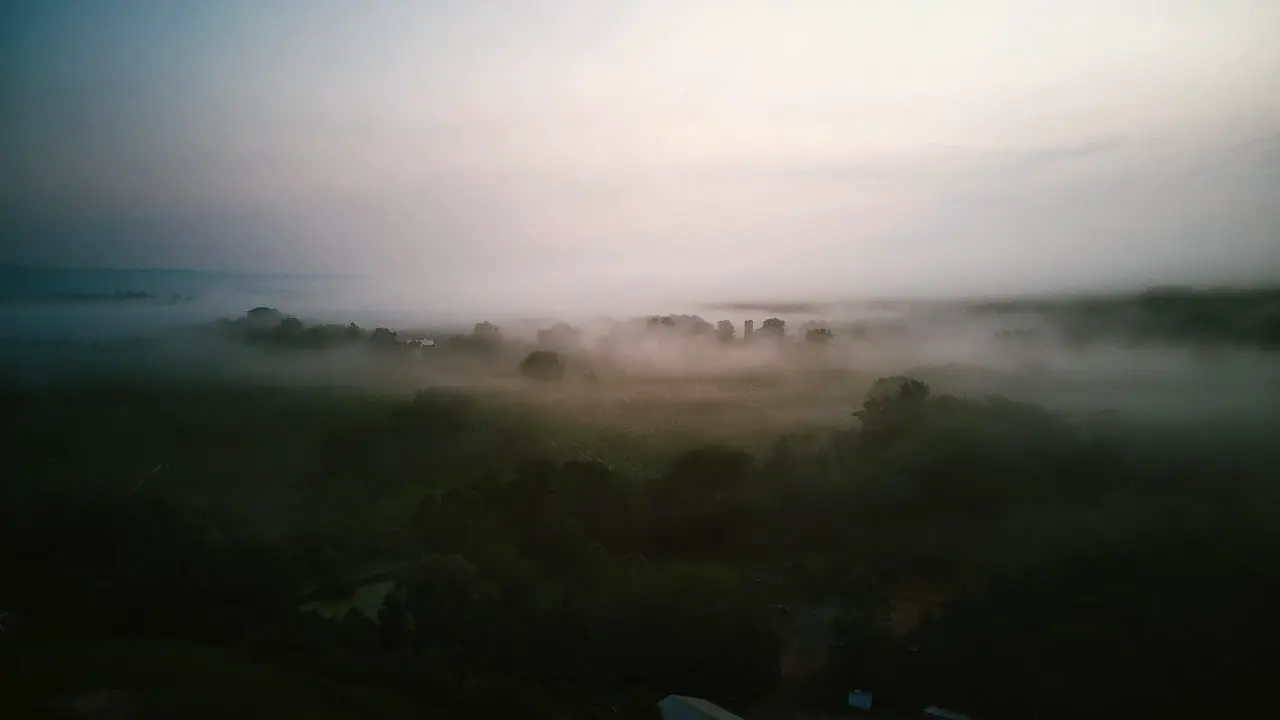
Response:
[4,2,1280,718]
[6,270,1280,719]
[4,266,1277,431]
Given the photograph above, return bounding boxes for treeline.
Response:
[3,379,1278,717]
[211,284,1280,359]
[208,308,380,351]
[979,285,1280,349]
[0,289,195,305]
[207,308,508,355]
[208,306,843,356]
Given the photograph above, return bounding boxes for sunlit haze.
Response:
[3,1,1278,315]
[5,7,1280,716]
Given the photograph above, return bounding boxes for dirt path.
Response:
[749,602,841,720]
[750,601,925,719]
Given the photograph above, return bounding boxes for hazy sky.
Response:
[2,1,1278,303]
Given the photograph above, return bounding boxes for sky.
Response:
[1,0,1278,305]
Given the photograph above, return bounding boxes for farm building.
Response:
[657,694,744,720]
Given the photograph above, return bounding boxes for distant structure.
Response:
[245,306,286,328]
[296,566,410,624]
[923,706,974,720]
[744,320,755,339]
[847,689,874,710]
[658,695,744,720]
[405,338,436,353]
[298,578,401,623]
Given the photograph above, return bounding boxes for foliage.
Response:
[971,286,1280,349]
[3,365,1278,718]
[520,350,566,381]
[370,327,398,347]
[648,314,714,336]
[805,327,833,344]
[207,310,375,351]
[909,542,1280,718]
[760,317,786,338]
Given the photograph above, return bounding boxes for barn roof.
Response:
[657,695,745,720]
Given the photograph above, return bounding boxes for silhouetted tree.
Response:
[761,317,786,338]
[805,327,834,344]
[371,327,399,347]
[520,350,565,381]
[245,306,285,328]
[277,316,304,336]
[680,315,716,337]
[646,445,762,557]
[648,315,677,331]
[860,375,931,408]
[716,320,736,342]
[457,321,502,354]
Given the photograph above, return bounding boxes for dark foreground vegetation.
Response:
[3,367,1277,719]
[3,288,1279,718]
